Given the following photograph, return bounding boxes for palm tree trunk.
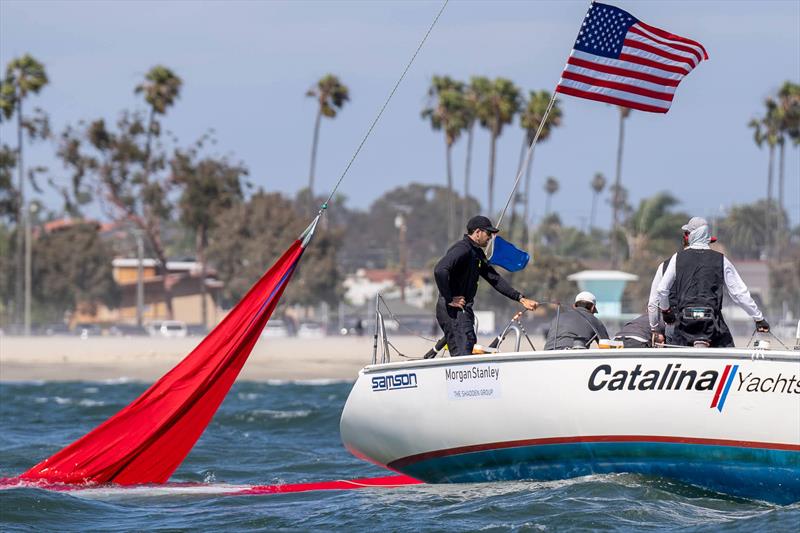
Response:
[611,109,626,268]
[766,143,774,257]
[15,95,24,328]
[196,226,208,329]
[544,194,551,217]
[309,108,322,197]
[445,140,454,241]
[488,131,497,216]
[144,106,156,178]
[462,122,474,221]
[778,140,785,260]
[590,191,598,231]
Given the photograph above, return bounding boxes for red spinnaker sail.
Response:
[19,234,309,485]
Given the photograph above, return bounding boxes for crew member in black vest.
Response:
[650,217,769,347]
[434,216,538,356]
[646,234,716,344]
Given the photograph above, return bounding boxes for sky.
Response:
[1,0,799,229]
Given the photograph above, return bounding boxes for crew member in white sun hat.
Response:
[649,216,769,347]
[544,291,609,350]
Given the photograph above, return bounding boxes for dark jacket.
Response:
[614,314,655,343]
[434,235,521,304]
[544,307,609,350]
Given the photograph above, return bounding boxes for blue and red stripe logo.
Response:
[710,364,738,412]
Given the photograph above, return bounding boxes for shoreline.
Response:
[0,334,766,383]
[0,335,436,382]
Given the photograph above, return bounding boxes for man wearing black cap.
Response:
[433,215,538,356]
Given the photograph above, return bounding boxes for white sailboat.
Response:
[341,336,800,504]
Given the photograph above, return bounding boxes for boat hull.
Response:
[340,348,800,504]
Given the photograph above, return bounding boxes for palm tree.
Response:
[776,82,800,243]
[134,65,182,167]
[475,77,521,215]
[422,76,468,240]
[610,105,631,267]
[461,77,484,221]
[624,192,684,259]
[520,90,562,241]
[748,98,781,256]
[543,176,559,217]
[134,65,182,318]
[590,172,607,230]
[3,54,48,327]
[306,74,349,199]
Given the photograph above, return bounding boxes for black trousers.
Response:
[435,297,476,357]
[615,337,649,349]
[672,311,734,348]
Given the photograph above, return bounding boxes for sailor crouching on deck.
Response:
[544,292,609,350]
[648,216,769,348]
[434,216,539,357]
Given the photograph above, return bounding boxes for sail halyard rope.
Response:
[318,0,449,217]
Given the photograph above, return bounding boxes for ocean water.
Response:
[1,380,798,532]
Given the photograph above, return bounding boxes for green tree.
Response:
[31,222,119,324]
[206,191,343,307]
[519,91,562,242]
[0,145,17,221]
[718,200,787,259]
[172,145,248,327]
[775,81,800,257]
[135,65,182,167]
[611,106,631,267]
[623,192,688,260]
[2,54,49,325]
[590,172,606,231]
[422,75,468,241]
[543,176,559,217]
[57,66,182,318]
[306,74,349,200]
[475,77,521,215]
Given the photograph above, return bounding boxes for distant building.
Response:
[567,270,639,319]
[343,268,435,308]
[72,258,224,327]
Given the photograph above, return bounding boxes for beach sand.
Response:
[0,335,438,382]
[0,334,764,382]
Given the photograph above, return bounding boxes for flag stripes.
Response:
[556,2,707,114]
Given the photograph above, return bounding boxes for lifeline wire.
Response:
[320,0,449,213]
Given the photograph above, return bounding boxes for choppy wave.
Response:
[1,380,798,532]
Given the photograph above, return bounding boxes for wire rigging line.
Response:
[320,0,450,213]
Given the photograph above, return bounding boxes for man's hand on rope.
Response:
[520,297,539,312]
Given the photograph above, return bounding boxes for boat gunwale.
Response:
[359,347,800,375]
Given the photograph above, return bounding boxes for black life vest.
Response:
[669,248,724,313]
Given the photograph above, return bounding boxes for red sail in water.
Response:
[19,222,316,485]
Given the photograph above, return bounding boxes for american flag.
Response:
[556,2,708,113]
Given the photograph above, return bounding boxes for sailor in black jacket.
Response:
[434,216,538,356]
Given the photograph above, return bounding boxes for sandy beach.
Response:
[0,333,769,382]
[0,335,439,382]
